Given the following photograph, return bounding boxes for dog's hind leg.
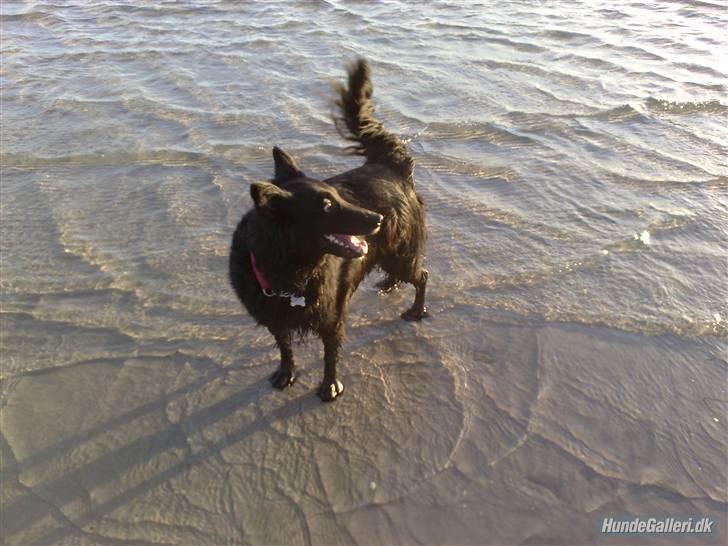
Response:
[270,329,296,389]
[318,326,345,402]
[401,268,429,321]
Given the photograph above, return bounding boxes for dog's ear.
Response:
[250,181,291,210]
[272,146,304,183]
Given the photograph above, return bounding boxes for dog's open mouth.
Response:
[323,233,369,259]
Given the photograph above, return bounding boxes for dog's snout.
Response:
[368,212,384,235]
[370,212,384,230]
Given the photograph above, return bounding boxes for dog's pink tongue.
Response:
[354,236,368,255]
[336,234,368,255]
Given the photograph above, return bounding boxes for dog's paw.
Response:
[317,378,344,402]
[401,306,429,322]
[270,367,296,390]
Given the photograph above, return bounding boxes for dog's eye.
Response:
[322,198,333,212]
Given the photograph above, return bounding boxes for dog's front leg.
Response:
[318,327,344,402]
[270,329,296,389]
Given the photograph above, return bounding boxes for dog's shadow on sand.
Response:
[3,305,438,546]
[1,361,324,546]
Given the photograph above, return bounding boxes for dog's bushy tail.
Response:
[334,59,414,185]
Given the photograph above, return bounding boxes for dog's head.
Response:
[250,147,383,260]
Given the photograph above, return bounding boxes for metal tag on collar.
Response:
[262,288,305,307]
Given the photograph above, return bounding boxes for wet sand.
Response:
[2,296,726,545]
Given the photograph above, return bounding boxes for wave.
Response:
[537,29,593,43]
[674,61,725,78]
[552,53,627,73]
[663,0,726,9]
[424,121,538,147]
[0,149,210,170]
[575,100,727,122]
[603,172,726,190]
[644,97,728,115]
[590,104,645,122]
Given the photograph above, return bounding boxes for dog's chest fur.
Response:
[229,219,370,335]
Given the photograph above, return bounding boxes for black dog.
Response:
[229,59,428,401]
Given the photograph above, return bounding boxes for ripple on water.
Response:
[644,97,728,115]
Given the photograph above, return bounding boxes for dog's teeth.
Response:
[326,234,367,254]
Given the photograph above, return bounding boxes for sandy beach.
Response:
[2,301,726,544]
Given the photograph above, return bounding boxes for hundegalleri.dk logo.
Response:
[600,515,716,535]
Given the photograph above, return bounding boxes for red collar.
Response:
[249,252,307,307]
[249,252,271,290]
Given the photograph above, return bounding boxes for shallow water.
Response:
[1,1,727,545]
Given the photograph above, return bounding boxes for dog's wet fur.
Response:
[229,59,428,402]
